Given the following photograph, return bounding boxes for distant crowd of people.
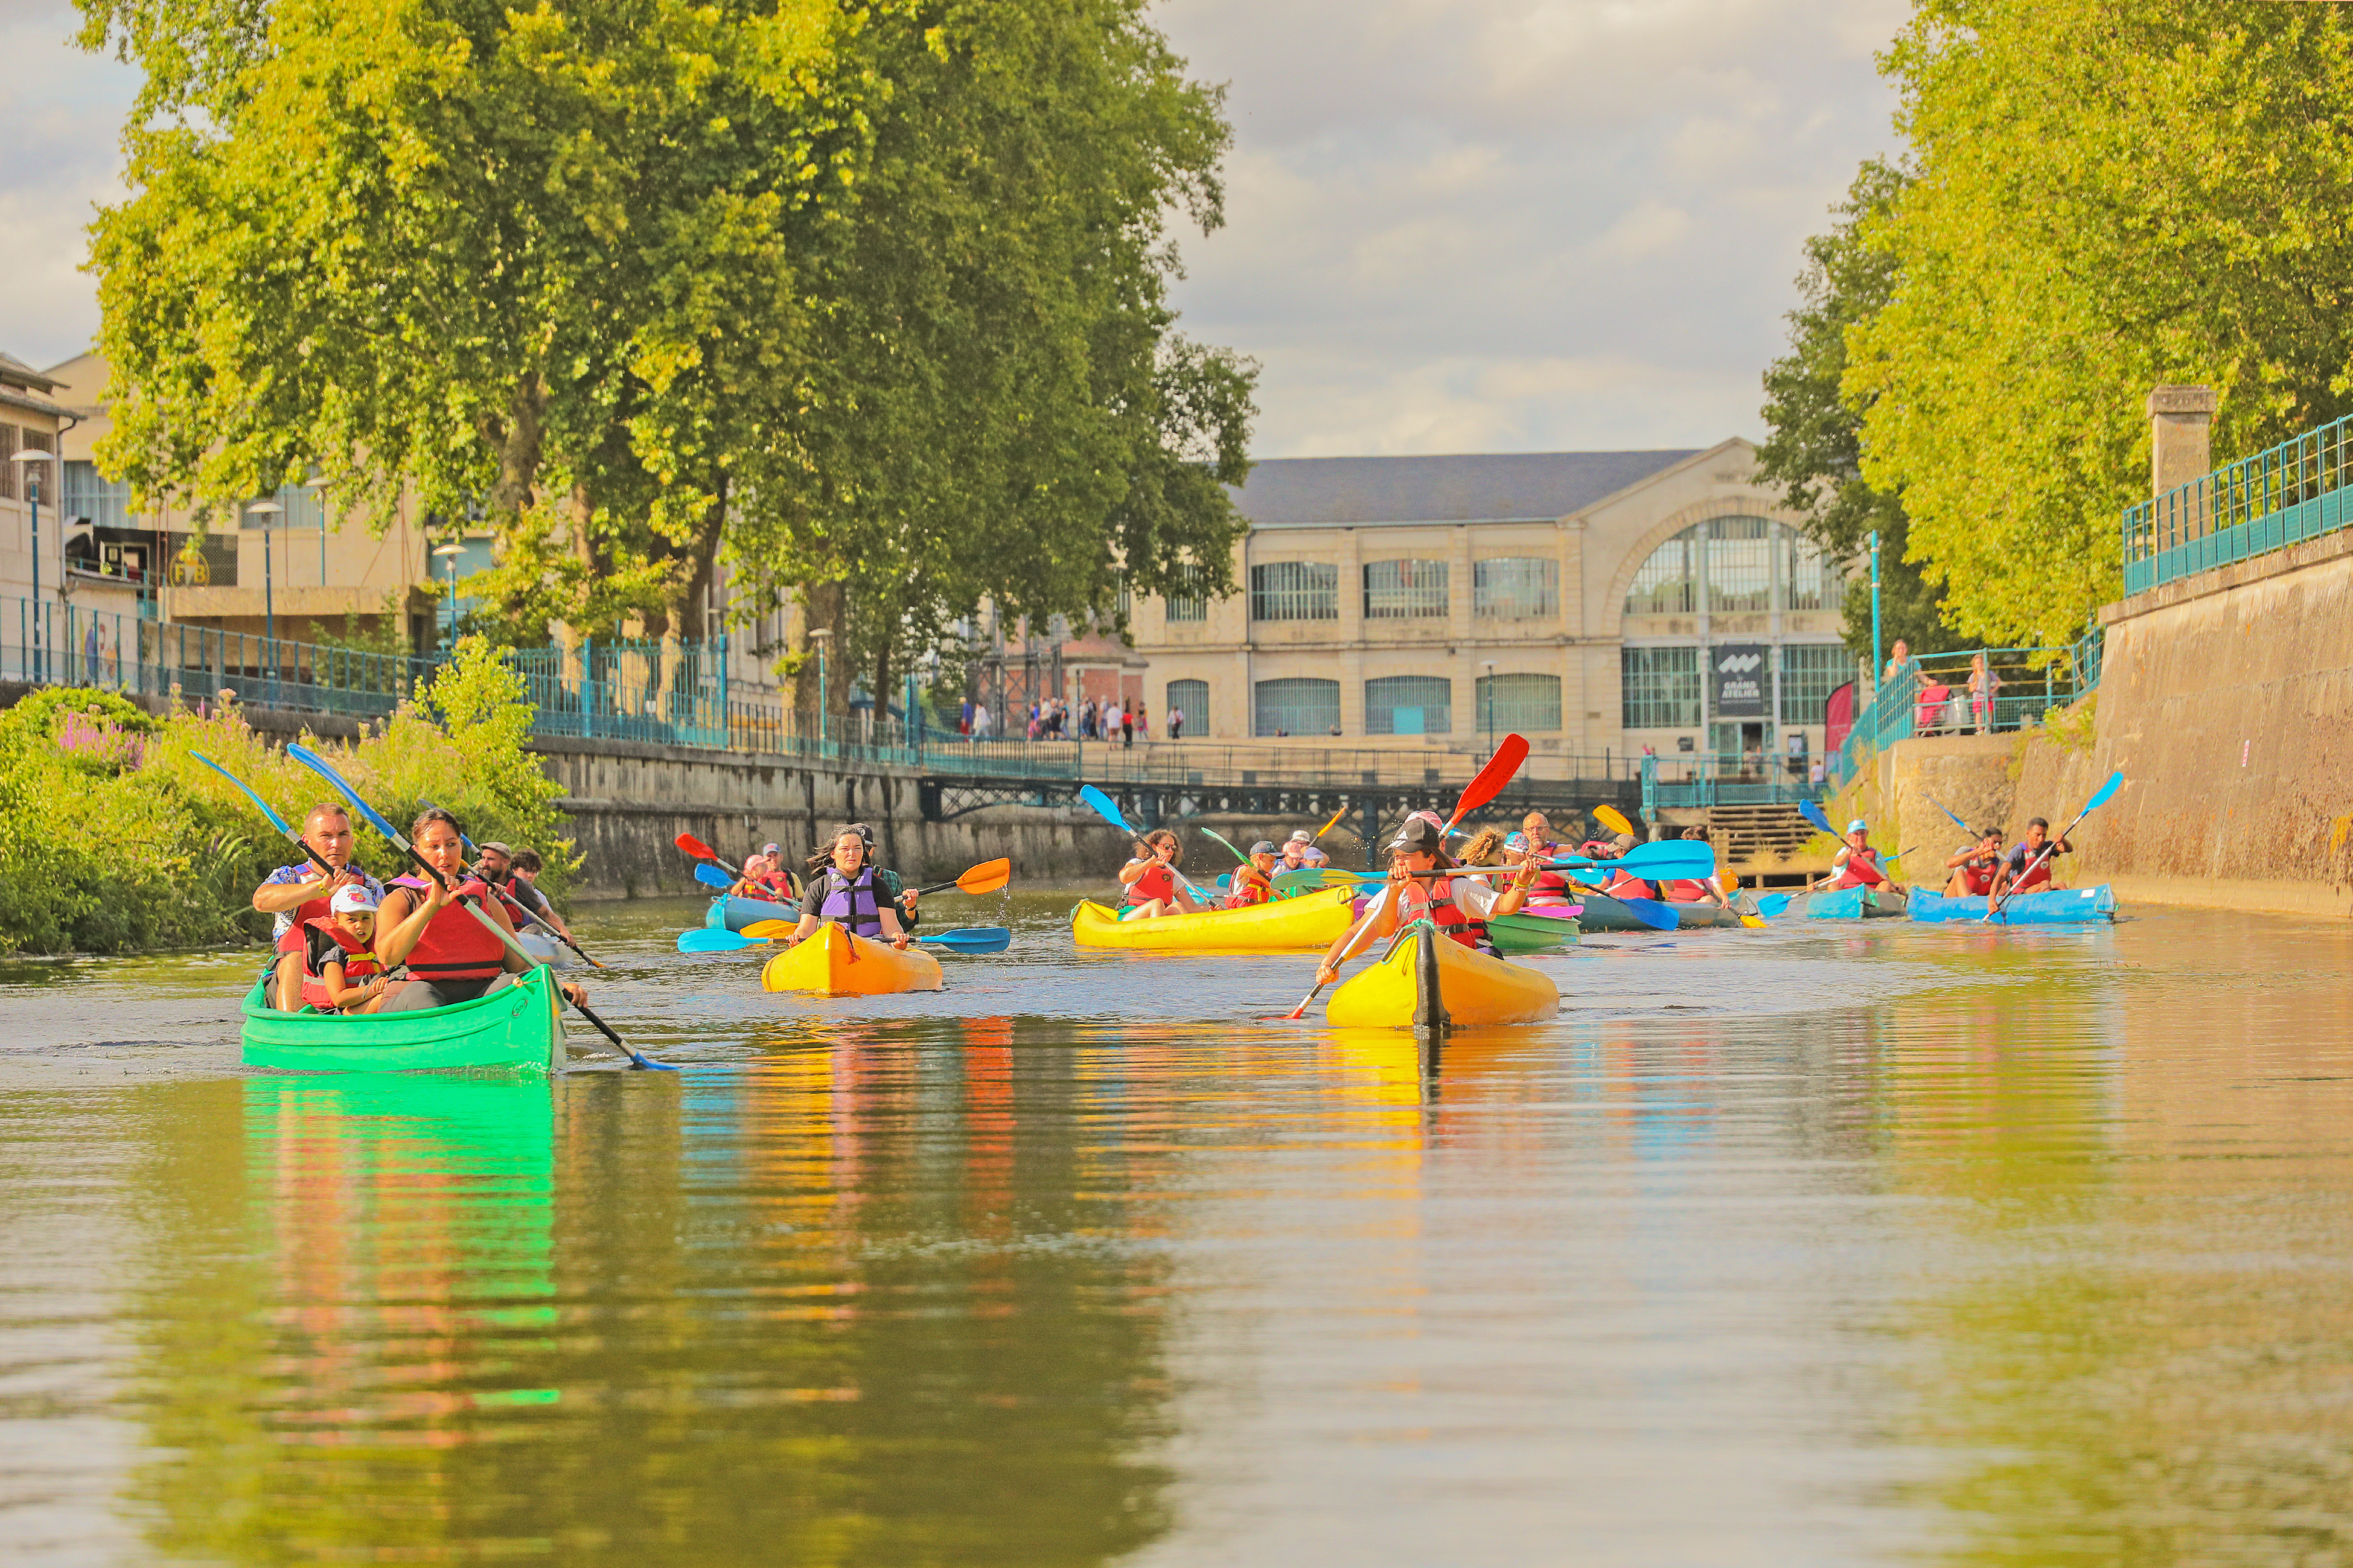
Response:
[957,695,1183,745]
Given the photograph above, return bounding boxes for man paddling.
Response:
[1943,827,2005,905]
[505,849,575,945]
[251,803,384,1010]
[1821,819,1896,891]
[1996,817,2072,897]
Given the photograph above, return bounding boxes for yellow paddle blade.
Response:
[741,919,797,940]
[956,858,1012,895]
[1593,803,1634,835]
[1740,913,1769,929]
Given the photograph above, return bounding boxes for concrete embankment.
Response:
[1827,526,2353,918]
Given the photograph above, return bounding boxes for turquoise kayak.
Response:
[707,893,799,931]
[1768,884,1910,920]
[1909,885,2116,924]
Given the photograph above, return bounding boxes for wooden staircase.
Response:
[1707,802,1821,870]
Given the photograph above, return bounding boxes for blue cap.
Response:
[1846,818,1867,834]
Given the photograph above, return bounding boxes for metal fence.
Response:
[2122,412,2353,595]
[1640,752,1826,813]
[1822,639,2101,791]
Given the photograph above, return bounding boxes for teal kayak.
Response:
[240,966,566,1073]
[1771,884,1910,920]
[708,893,799,931]
[1909,885,2116,924]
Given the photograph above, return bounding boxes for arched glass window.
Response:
[1166,678,1208,735]
[1623,518,1844,617]
[1365,675,1451,735]
[1254,677,1340,737]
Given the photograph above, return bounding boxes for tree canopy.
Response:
[1845,0,2353,647]
[79,0,1253,693]
[1757,159,1957,664]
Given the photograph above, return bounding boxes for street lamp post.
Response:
[1868,530,1882,692]
[9,449,57,681]
[245,498,284,684]
[432,540,465,649]
[808,628,831,747]
[1481,659,1496,762]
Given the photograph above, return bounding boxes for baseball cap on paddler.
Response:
[1287,830,1313,844]
[1388,816,1446,854]
[1250,841,1278,856]
[331,885,380,916]
[1847,818,1868,834]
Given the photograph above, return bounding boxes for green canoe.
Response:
[240,965,567,1074]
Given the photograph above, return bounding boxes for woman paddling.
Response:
[373,808,588,1013]
[1312,816,1533,986]
[1117,829,1203,919]
[779,826,915,949]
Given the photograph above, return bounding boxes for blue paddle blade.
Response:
[1613,896,1681,932]
[191,751,296,835]
[917,926,1011,954]
[1078,783,1135,837]
[1601,843,1716,879]
[678,928,755,954]
[1757,893,1792,917]
[1924,792,1971,832]
[1799,798,1836,837]
[694,863,733,890]
[287,743,406,844]
[2084,771,2125,812]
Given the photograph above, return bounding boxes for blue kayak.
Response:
[707,893,799,931]
[1908,885,2116,924]
[1760,884,1909,920]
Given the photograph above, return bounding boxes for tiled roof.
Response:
[0,351,64,395]
[1229,450,1705,527]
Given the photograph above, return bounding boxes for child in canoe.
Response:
[302,885,397,1014]
[1119,829,1204,918]
[1225,841,1281,908]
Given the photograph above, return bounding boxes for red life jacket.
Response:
[1396,874,1482,949]
[1662,878,1713,904]
[1601,868,1656,902]
[1123,860,1178,906]
[2009,847,2056,891]
[1227,867,1273,908]
[300,916,385,1010]
[1828,847,1886,889]
[1956,855,1998,896]
[389,876,508,980]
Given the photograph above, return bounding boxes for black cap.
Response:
[1389,817,1445,853]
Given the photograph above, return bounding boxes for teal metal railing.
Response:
[1822,640,2100,791]
[1640,751,1826,815]
[2122,412,2353,595]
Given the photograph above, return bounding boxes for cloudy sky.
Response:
[0,0,1906,456]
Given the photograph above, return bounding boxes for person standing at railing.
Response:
[1169,704,1185,740]
[1120,703,1135,748]
[1967,652,2001,733]
[1880,639,1922,706]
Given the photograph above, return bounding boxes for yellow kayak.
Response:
[1071,885,1357,951]
[760,923,944,996]
[1327,924,1559,1030]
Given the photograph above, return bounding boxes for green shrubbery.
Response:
[0,637,572,956]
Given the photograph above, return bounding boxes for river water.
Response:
[3,893,2351,1566]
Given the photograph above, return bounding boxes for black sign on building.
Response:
[1711,644,1768,718]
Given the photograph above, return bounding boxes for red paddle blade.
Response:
[675,831,718,861]
[1445,735,1530,829]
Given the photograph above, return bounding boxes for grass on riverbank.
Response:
[0,637,571,957]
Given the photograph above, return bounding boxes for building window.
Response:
[1250,561,1339,622]
[1,427,53,503]
[1781,534,1841,612]
[62,461,135,530]
[1473,556,1558,619]
[1475,672,1563,734]
[1166,678,1208,735]
[1621,648,1700,729]
[1705,515,1771,613]
[1778,644,1849,724]
[1626,531,1696,614]
[1625,517,1845,617]
[1365,675,1451,736]
[1254,677,1341,736]
[1362,558,1448,619]
[1164,565,1208,623]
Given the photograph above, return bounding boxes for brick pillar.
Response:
[2149,385,2216,540]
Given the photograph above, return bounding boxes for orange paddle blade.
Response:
[1592,803,1633,836]
[1445,735,1529,830]
[1312,803,1349,841]
[740,919,796,940]
[956,858,1012,896]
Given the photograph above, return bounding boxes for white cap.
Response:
[331,884,379,915]
[1846,818,1868,835]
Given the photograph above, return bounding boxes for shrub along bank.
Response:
[0,637,570,956]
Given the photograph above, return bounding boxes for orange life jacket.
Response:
[389,876,508,980]
[1123,860,1178,906]
[1226,867,1274,908]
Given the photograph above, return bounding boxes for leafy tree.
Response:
[1758,159,1958,663]
[1850,0,2353,647]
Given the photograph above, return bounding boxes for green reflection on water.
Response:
[124,1036,1173,1566]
